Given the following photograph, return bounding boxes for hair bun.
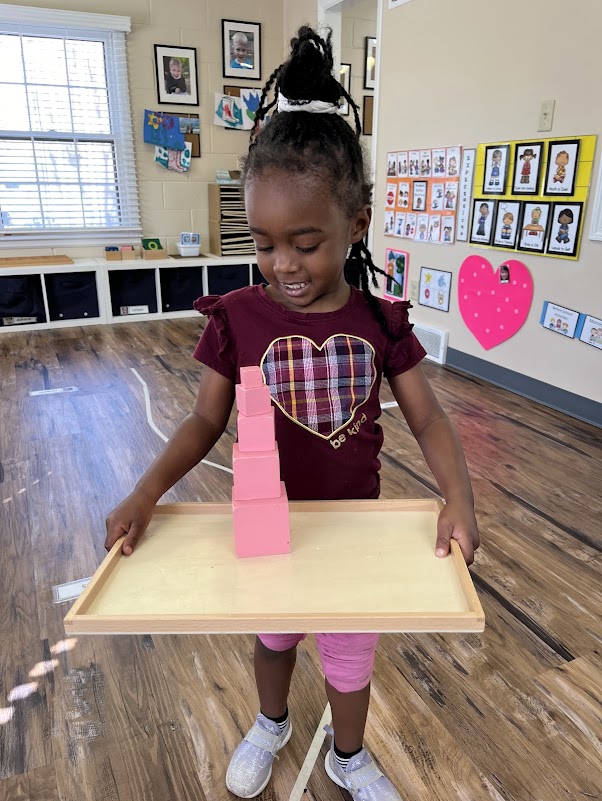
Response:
[282,27,339,104]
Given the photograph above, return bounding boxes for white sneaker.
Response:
[225,713,292,798]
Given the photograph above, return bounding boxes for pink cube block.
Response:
[232,482,291,558]
[233,443,281,500]
[238,407,276,453]
[240,366,265,389]
[236,383,272,417]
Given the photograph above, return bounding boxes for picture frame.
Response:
[362,95,374,136]
[517,201,551,253]
[339,63,351,116]
[364,37,377,90]
[543,139,580,196]
[412,181,427,212]
[178,113,200,158]
[154,44,199,106]
[482,144,509,195]
[222,19,262,81]
[492,200,521,248]
[469,199,496,245]
[512,142,543,194]
[546,202,583,258]
[383,248,409,301]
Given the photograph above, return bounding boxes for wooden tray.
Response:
[0,255,74,267]
[64,499,484,635]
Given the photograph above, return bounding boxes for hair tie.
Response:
[277,93,339,114]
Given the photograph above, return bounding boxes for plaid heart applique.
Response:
[261,335,376,439]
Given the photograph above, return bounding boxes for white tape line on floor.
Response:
[289,703,332,801]
[130,368,233,475]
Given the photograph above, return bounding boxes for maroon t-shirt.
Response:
[193,285,426,501]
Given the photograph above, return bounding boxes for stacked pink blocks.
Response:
[232,366,291,558]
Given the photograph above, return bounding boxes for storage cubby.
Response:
[0,275,46,326]
[207,263,250,296]
[109,269,158,317]
[160,266,204,312]
[45,271,100,322]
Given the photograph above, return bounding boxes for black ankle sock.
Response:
[334,743,362,760]
[262,707,288,724]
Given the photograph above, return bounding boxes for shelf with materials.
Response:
[0,255,263,333]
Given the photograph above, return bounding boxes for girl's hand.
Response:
[435,500,480,565]
[105,490,155,556]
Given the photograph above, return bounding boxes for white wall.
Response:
[374,0,602,403]
[341,0,376,149]
[5,0,287,258]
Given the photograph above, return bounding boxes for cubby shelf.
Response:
[0,255,264,333]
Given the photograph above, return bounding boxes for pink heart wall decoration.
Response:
[458,256,533,350]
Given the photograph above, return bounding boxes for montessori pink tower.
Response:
[232,366,291,558]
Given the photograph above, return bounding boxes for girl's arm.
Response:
[388,364,480,564]
[105,366,235,555]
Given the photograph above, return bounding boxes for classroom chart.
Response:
[419,267,452,312]
[385,146,462,244]
[471,135,596,260]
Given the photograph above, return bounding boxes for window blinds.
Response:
[0,11,140,246]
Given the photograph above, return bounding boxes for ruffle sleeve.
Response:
[384,301,427,379]
[192,295,236,380]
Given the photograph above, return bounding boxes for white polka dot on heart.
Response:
[505,298,510,303]
[523,283,527,288]
[486,328,490,333]
[464,294,468,300]
[491,290,495,295]
[514,309,519,314]
[474,313,478,318]
[497,307,501,312]
[500,325,504,330]
[473,272,477,277]
[477,291,481,296]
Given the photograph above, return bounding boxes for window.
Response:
[0,7,140,246]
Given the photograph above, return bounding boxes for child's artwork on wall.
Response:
[384,210,395,235]
[144,110,185,150]
[412,181,427,211]
[214,93,244,128]
[546,202,583,257]
[512,142,543,194]
[518,202,550,253]
[419,267,452,312]
[577,314,602,349]
[397,152,408,177]
[395,212,406,237]
[240,89,261,130]
[459,256,533,350]
[493,201,521,248]
[154,142,192,172]
[544,140,580,195]
[472,136,595,259]
[540,301,580,338]
[383,248,409,301]
[482,144,509,195]
[470,200,495,245]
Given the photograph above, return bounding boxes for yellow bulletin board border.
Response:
[473,135,596,260]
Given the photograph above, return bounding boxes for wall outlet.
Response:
[538,100,555,132]
[410,279,419,301]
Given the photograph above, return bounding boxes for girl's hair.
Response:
[242,25,400,339]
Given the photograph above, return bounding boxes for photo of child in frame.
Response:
[230,30,254,70]
[222,20,262,81]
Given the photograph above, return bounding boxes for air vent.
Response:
[413,323,448,365]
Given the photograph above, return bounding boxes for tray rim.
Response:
[64,498,485,634]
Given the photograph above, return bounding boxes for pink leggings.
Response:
[257,633,380,693]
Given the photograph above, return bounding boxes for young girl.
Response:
[105,27,479,801]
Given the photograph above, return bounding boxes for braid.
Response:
[243,25,405,340]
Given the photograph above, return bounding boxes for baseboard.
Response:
[446,348,602,429]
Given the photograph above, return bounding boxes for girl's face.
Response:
[245,172,370,311]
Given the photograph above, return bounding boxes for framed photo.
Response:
[339,63,351,116]
[362,95,374,135]
[517,202,551,253]
[492,200,521,248]
[419,267,452,312]
[482,144,509,195]
[546,202,583,257]
[383,248,409,300]
[364,37,377,90]
[512,142,543,194]
[470,199,496,245]
[222,20,261,81]
[154,45,199,106]
[412,181,427,212]
[544,139,580,195]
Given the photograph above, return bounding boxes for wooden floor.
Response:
[0,318,601,801]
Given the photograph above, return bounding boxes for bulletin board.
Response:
[384,146,462,245]
[471,135,596,260]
